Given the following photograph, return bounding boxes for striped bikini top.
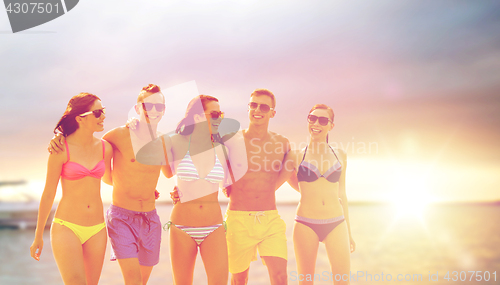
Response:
[176,135,225,184]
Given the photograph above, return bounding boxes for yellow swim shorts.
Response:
[225,210,287,274]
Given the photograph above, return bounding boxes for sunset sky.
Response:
[1,0,499,203]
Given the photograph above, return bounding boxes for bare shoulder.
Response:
[223,130,243,139]
[333,147,347,163]
[162,134,184,153]
[102,126,128,142]
[270,132,291,154]
[291,147,305,156]
[49,146,68,164]
[269,131,289,143]
[101,138,113,153]
[218,141,229,153]
[160,133,173,142]
[222,130,244,145]
[286,148,302,162]
[169,133,187,145]
[334,147,347,156]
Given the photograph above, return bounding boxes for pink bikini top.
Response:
[61,140,105,180]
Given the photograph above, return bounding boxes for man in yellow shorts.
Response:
[222,89,292,285]
[172,89,292,284]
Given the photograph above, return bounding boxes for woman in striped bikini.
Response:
[163,95,229,285]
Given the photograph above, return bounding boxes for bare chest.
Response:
[246,137,286,173]
[113,137,162,173]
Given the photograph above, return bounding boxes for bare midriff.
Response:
[55,177,104,225]
[111,144,161,212]
[296,179,343,219]
[228,170,279,211]
[170,189,223,226]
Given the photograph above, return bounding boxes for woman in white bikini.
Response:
[30,93,112,284]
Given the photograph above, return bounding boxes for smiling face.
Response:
[135,92,165,124]
[248,95,275,126]
[308,108,334,140]
[194,100,221,134]
[77,99,105,133]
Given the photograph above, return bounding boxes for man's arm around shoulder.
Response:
[102,126,127,149]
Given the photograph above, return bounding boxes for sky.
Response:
[1,0,500,203]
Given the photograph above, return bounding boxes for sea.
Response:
[1,203,499,285]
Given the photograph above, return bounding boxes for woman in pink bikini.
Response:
[165,95,229,285]
[285,104,355,284]
[30,93,112,285]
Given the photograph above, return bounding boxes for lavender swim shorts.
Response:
[106,204,161,266]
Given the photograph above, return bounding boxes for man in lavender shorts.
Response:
[50,84,172,284]
[107,205,161,267]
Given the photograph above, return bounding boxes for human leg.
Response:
[231,268,250,285]
[170,224,198,284]
[199,225,228,285]
[261,256,288,285]
[115,260,154,285]
[50,223,86,285]
[107,205,161,285]
[117,258,143,285]
[293,221,319,285]
[225,210,260,277]
[136,211,161,284]
[82,226,107,285]
[140,266,154,285]
[257,211,288,285]
[324,221,350,285]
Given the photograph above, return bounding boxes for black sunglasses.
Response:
[248,102,273,113]
[307,114,332,126]
[205,111,224,119]
[80,108,106,118]
[141,103,165,112]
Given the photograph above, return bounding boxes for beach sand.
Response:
[1,203,499,284]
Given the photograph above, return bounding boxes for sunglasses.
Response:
[307,114,332,126]
[79,108,106,118]
[141,103,165,112]
[248,102,273,113]
[205,111,224,119]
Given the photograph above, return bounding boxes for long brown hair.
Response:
[175,95,219,135]
[54,93,101,137]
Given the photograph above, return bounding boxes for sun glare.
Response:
[390,172,434,219]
